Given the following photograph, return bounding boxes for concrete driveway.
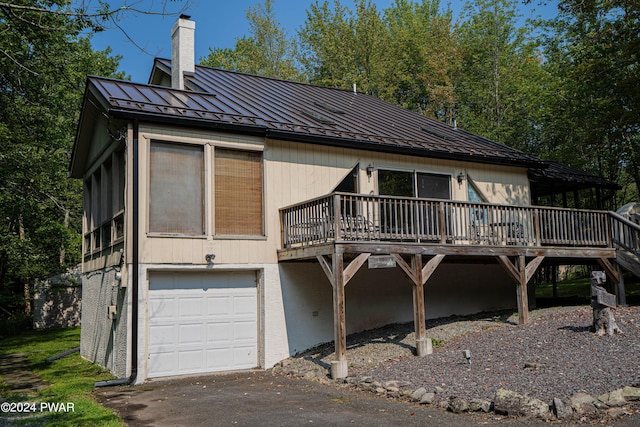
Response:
[93,370,605,427]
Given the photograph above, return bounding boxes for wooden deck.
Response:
[278,193,640,379]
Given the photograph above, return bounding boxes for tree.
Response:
[0,1,129,315]
[200,0,301,81]
[383,0,458,120]
[298,0,387,96]
[455,0,548,150]
[540,0,640,201]
[0,1,193,73]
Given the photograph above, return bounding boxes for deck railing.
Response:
[609,212,640,257]
[280,193,613,249]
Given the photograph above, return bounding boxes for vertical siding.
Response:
[134,125,531,266]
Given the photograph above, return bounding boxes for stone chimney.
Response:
[171,14,195,90]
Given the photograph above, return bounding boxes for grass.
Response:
[536,275,640,299]
[0,327,124,427]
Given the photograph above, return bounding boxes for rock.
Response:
[374,387,386,394]
[448,397,469,414]
[419,392,435,405]
[623,386,640,401]
[386,386,400,393]
[280,359,292,367]
[523,362,544,370]
[410,387,427,401]
[469,398,491,413]
[606,407,628,418]
[552,397,573,420]
[435,386,445,394]
[599,389,626,407]
[493,388,552,419]
[569,393,597,415]
[395,380,412,388]
[383,380,399,389]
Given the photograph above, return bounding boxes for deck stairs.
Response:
[611,211,640,279]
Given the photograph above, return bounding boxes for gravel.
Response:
[275,305,640,405]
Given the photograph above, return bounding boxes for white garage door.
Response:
[148,271,258,378]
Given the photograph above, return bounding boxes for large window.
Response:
[149,142,204,235]
[379,170,451,199]
[214,148,263,236]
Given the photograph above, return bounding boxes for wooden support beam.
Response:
[411,255,432,356]
[421,254,445,286]
[317,255,334,287]
[331,252,348,379]
[525,256,545,284]
[343,253,370,286]
[517,255,529,325]
[597,257,620,284]
[496,255,530,325]
[497,256,520,283]
[393,254,443,356]
[393,254,418,284]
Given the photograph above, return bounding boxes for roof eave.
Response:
[109,108,542,169]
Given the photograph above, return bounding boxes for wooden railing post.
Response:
[438,201,446,243]
[333,193,342,242]
[533,209,541,246]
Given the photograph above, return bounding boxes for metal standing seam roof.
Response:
[528,161,620,189]
[86,60,545,168]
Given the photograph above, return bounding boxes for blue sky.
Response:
[89,1,558,83]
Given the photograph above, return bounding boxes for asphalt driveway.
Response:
[93,370,591,427]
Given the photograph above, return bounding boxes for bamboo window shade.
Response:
[215,149,263,235]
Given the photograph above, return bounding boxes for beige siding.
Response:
[132,125,531,266]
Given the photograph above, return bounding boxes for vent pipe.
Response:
[171,14,195,90]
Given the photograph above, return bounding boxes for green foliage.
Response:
[0,312,33,336]
[0,1,123,313]
[454,0,549,149]
[0,327,123,426]
[539,0,640,202]
[201,0,302,81]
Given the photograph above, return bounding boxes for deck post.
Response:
[411,255,431,356]
[331,252,348,379]
[516,255,529,325]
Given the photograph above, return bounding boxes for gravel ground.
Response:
[276,305,640,405]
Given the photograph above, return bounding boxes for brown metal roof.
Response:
[85,61,545,168]
[529,161,620,196]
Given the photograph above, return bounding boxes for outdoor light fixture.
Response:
[205,254,216,264]
[366,164,374,178]
[457,172,466,187]
[462,349,471,364]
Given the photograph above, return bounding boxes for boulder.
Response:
[569,393,597,415]
[552,397,573,420]
[469,398,491,413]
[598,388,627,407]
[493,388,552,419]
[623,386,640,401]
[410,387,427,401]
[448,397,469,414]
[419,392,435,405]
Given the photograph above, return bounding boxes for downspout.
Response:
[95,119,140,387]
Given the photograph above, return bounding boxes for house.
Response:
[70,16,639,383]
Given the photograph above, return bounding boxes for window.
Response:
[378,170,414,196]
[214,149,263,236]
[417,173,450,200]
[378,170,451,199]
[83,146,126,257]
[334,165,359,193]
[149,142,204,235]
